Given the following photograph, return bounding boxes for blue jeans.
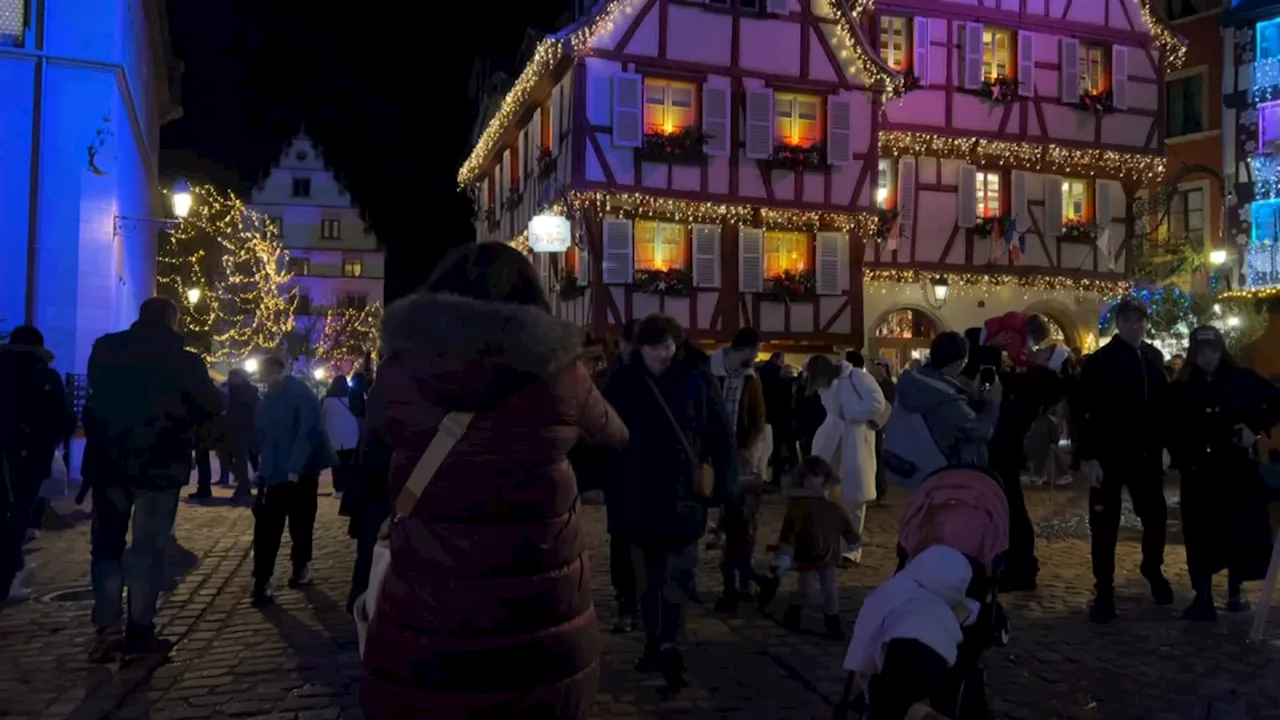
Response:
[90,485,180,632]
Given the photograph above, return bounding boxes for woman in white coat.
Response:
[810,352,890,564]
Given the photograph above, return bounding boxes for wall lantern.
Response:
[528,213,573,253]
[1209,248,1228,265]
[185,287,202,305]
[923,275,949,308]
[171,179,193,219]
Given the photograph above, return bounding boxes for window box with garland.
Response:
[1079,89,1115,115]
[505,186,523,214]
[536,147,556,179]
[1059,218,1100,243]
[979,75,1019,104]
[973,214,1014,240]
[484,207,502,232]
[767,142,829,172]
[636,127,711,165]
[633,268,695,296]
[763,269,817,302]
[874,208,901,244]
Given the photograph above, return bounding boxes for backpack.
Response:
[880,400,947,492]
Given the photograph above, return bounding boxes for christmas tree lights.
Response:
[157,185,296,362]
[317,303,382,374]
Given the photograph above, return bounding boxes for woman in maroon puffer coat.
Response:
[361,243,629,720]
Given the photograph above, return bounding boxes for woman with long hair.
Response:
[360,243,629,719]
[1167,326,1280,621]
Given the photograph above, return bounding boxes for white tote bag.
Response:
[353,410,477,658]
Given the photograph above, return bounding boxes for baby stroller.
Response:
[834,466,1010,720]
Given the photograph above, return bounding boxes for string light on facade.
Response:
[864,267,1131,297]
[569,190,877,233]
[879,131,1167,183]
[1136,0,1188,69]
[157,184,297,362]
[821,0,904,97]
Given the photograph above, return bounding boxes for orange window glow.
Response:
[764,231,808,276]
[634,220,689,271]
[774,93,822,147]
[643,79,696,134]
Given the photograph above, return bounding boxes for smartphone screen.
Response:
[979,366,997,389]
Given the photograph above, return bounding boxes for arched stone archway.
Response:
[867,306,947,372]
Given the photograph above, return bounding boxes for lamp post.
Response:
[113,179,193,237]
[185,287,202,306]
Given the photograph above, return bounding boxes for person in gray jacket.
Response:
[895,332,1000,466]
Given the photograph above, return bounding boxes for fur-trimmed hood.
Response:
[381,293,586,411]
[0,343,53,364]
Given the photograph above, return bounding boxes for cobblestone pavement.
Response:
[2,474,1280,720]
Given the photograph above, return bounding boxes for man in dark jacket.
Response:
[0,326,76,602]
[85,297,222,659]
[758,352,797,487]
[603,316,734,691]
[221,368,259,502]
[1075,298,1173,623]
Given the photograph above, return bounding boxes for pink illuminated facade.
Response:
[463,0,1183,363]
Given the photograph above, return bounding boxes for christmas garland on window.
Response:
[1078,89,1114,116]
[1059,218,1099,243]
[763,269,817,302]
[633,268,694,296]
[980,75,1018,104]
[637,127,710,165]
[767,142,829,172]
[973,214,1013,240]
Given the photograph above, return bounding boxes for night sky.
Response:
[160,1,572,302]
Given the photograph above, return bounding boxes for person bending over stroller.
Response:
[845,545,982,719]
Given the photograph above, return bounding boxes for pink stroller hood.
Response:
[897,467,1010,574]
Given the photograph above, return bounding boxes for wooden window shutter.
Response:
[500,151,511,200]
[494,167,503,209]
[1011,170,1029,231]
[518,130,528,181]
[1111,46,1129,110]
[826,98,853,166]
[897,156,917,238]
[576,243,591,284]
[1059,39,1080,104]
[739,228,765,292]
[692,224,722,288]
[962,23,985,90]
[703,84,731,157]
[766,0,789,14]
[1017,32,1035,97]
[480,178,489,210]
[1095,180,1114,226]
[815,232,842,296]
[550,84,562,155]
[957,164,978,228]
[913,18,930,85]
[612,72,643,148]
[837,233,850,292]
[601,218,634,284]
[744,89,774,160]
[531,108,543,157]
[1044,175,1064,238]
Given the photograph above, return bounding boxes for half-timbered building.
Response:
[462,0,1185,367]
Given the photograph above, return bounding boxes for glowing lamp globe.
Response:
[1209,249,1228,266]
[185,287,202,305]
[243,357,260,374]
[171,179,193,219]
[313,367,327,381]
[930,276,950,302]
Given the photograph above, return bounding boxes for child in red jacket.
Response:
[980,312,1051,368]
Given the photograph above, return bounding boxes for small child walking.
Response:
[758,456,862,640]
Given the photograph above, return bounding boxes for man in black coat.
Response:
[0,326,76,602]
[758,352,797,488]
[1074,298,1173,623]
[84,297,222,658]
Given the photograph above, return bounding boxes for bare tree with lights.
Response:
[157,185,297,362]
[315,303,382,375]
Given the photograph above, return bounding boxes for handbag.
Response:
[645,377,716,500]
[353,410,476,658]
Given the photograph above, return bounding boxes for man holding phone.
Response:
[1075,298,1172,623]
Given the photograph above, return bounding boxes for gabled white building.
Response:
[249,133,383,330]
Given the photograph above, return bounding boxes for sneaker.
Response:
[1089,592,1117,624]
[1145,573,1174,606]
[231,489,255,506]
[251,581,275,607]
[288,565,313,589]
[89,628,123,663]
[823,613,845,641]
[333,491,344,501]
[1226,597,1252,613]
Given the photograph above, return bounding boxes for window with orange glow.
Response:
[643,79,696,134]
[976,170,1001,218]
[879,16,909,71]
[982,27,1012,81]
[1080,45,1106,94]
[764,231,808,276]
[774,93,822,147]
[1062,178,1089,221]
[634,220,689,271]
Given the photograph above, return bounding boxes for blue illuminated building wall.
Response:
[0,0,179,371]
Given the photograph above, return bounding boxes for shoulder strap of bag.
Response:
[645,377,698,462]
[392,411,476,518]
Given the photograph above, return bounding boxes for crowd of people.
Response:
[1,242,1278,718]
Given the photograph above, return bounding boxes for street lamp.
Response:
[114,179,195,237]
[923,275,950,309]
[1209,248,1228,266]
[171,179,193,219]
[185,287,202,305]
[312,367,327,381]
[243,357,259,374]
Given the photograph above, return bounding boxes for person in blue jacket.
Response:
[251,355,336,605]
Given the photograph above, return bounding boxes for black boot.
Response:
[635,644,661,673]
[612,606,639,634]
[1182,593,1217,622]
[755,574,780,609]
[122,621,173,656]
[251,579,275,607]
[659,646,689,694]
[781,604,802,631]
[823,613,845,641]
[1226,578,1250,612]
[1144,570,1174,606]
[1089,588,1116,624]
[288,564,312,589]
